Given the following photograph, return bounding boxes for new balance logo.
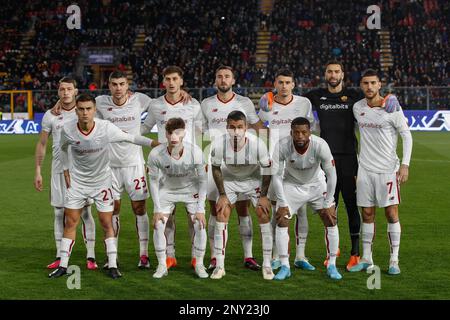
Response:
[320,97,327,100]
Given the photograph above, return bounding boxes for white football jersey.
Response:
[147,142,206,193]
[41,106,78,173]
[353,99,411,173]
[258,95,314,152]
[142,95,203,145]
[96,92,151,167]
[211,132,271,181]
[59,119,151,188]
[273,135,334,185]
[201,93,260,138]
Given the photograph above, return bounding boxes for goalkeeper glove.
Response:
[382,94,401,113]
[259,91,274,112]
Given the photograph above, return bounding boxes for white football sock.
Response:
[214,222,228,268]
[60,237,75,268]
[325,226,339,266]
[270,205,278,260]
[81,206,96,259]
[260,223,273,268]
[54,207,64,258]
[193,219,207,266]
[208,214,216,259]
[165,214,176,257]
[153,216,168,266]
[388,222,401,262]
[295,206,308,260]
[238,215,253,258]
[362,222,375,264]
[136,214,149,257]
[276,226,290,268]
[104,237,118,269]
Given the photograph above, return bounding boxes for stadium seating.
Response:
[0,0,447,107]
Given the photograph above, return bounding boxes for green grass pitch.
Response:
[0,132,449,300]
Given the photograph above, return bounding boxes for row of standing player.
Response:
[34,62,411,280]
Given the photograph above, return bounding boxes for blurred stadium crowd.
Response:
[0,0,448,112]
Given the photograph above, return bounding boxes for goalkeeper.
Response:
[260,61,400,272]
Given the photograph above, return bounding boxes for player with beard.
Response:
[349,69,412,275]
[304,61,401,271]
[201,66,266,272]
[209,111,273,280]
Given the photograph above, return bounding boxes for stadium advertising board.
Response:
[1,110,449,134]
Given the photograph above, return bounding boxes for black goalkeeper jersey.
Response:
[304,87,364,155]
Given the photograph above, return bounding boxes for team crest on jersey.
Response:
[341,96,348,102]
[212,108,218,112]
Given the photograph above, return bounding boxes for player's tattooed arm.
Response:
[212,165,226,196]
[260,175,271,198]
[212,165,231,215]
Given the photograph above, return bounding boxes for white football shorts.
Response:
[356,165,400,208]
[64,178,114,212]
[111,165,149,201]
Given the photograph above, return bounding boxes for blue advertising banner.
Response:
[0,119,40,134]
[0,110,449,134]
[404,110,450,131]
